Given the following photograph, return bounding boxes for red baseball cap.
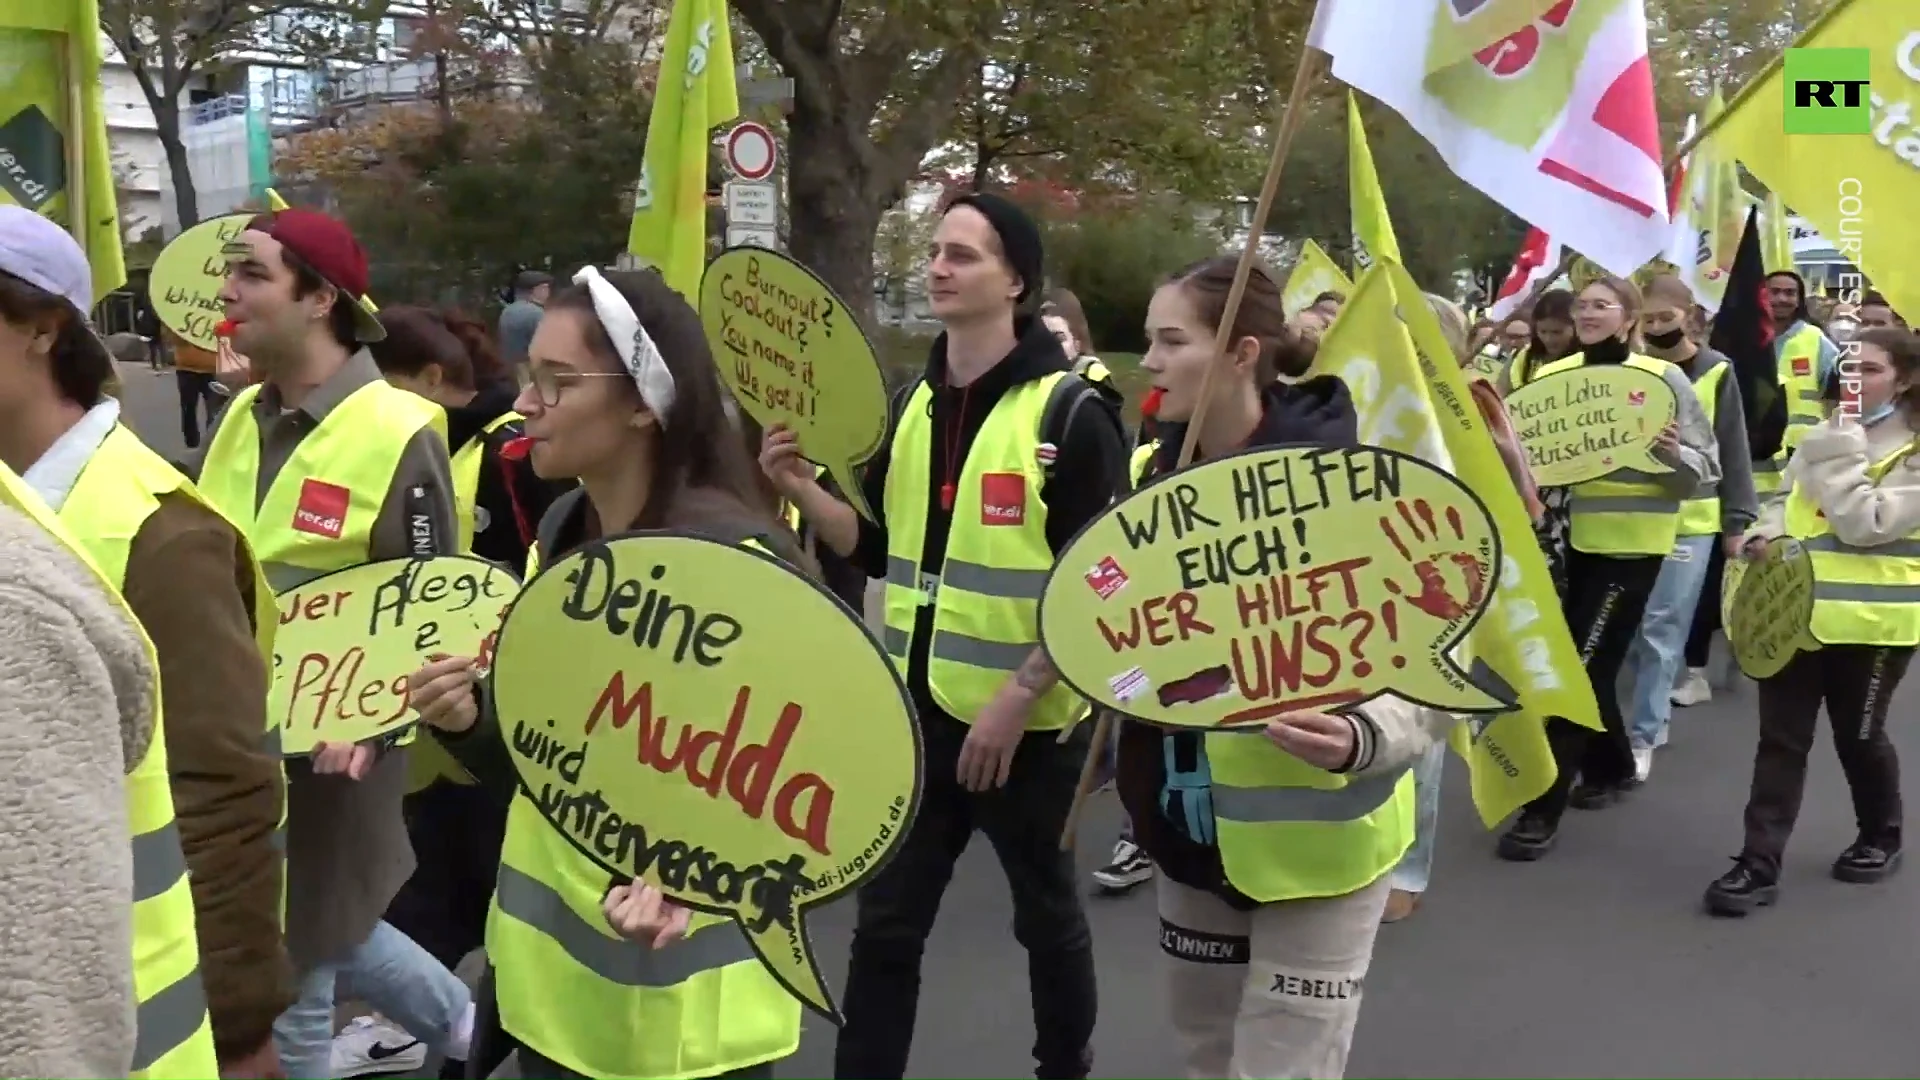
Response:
[244,208,385,342]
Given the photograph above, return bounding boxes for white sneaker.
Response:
[1632,746,1653,783]
[332,1016,426,1078]
[1670,668,1712,707]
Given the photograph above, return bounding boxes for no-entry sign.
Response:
[725,121,778,182]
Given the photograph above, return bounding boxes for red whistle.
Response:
[214,319,237,338]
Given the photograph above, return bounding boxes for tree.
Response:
[96,0,377,230]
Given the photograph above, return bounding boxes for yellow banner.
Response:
[0,0,123,301]
[1312,260,1598,827]
[1719,0,1914,317]
[490,533,920,1023]
[1283,239,1354,320]
[1348,92,1403,272]
[627,0,739,298]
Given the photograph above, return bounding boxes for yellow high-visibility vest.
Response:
[1531,352,1696,557]
[1129,440,1412,901]
[1784,439,1920,647]
[1755,324,1830,495]
[486,531,802,1079]
[451,412,522,553]
[1676,360,1729,537]
[198,381,447,592]
[881,374,1082,730]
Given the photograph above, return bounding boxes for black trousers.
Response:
[385,780,508,971]
[175,369,221,449]
[1684,539,1727,668]
[834,709,1097,1080]
[1741,645,1911,876]
[1524,550,1665,824]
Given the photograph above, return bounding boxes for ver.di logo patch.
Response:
[293,479,351,539]
[979,472,1027,526]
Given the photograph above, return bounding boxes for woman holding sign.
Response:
[1123,256,1456,1079]
[404,266,807,1080]
[1497,277,1721,862]
[1705,327,1920,916]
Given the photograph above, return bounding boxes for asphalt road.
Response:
[119,362,1920,1077]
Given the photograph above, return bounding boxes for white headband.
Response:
[574,265,676,423]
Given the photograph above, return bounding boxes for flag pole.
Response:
[1057,37,1326,852]
[1666,0,1859,165]
[62,27,87,254]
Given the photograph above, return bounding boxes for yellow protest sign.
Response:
[1282,239,1352,320]
[1727,538,1817,680]
[1464,347,1509,383]
[699,249,888,521]
[1041,445,1512,729]
[150,213,249,350]
[271,556,519,755]
[489,532,921,1022]
[1505,364,1676,487]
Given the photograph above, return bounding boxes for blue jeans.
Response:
[1624,534,1717,750]
[1390,744,1446,893]
[273,920,472,1078]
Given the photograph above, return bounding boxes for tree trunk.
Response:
[785,106,885,335]
[152,97,200,230]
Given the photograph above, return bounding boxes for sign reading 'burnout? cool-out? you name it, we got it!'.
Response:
[1039,445,1514,731]
[489,532,921,1024]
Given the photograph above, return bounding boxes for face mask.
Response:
[1643,327,1686,349]
[1863,400,1897,426]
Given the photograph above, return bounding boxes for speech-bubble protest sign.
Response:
[1040,445,1513,730]
[489,532,921,1022]
[1727,538,1817,679]
[1505,364,1676,487]
[271,556,519,755]
[1464,348,1508,383]
[699,249,889,522]
[150,213,250,351]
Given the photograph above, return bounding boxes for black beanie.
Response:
[947,192,1043,305]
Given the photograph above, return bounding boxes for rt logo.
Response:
[1784,47,1871,135]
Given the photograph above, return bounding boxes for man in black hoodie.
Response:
[761,193,1127,1080]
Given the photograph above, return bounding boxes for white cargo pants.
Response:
[1157,875,1389,1079]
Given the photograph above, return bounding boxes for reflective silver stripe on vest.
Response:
[1800,535,1920,558]
[494,865,755,987]
[1212,765,1410,824]
[885,556,1045,601]
[1754,459,1783,474]
[1789,413,1820,427]
[882,624,909,657]
[1608,469,1669,484]
[930,631,1031,672]
[1569,495,1681,515]
[1798,388,1824,402]
[1813,581,1920,604]
[1685,482,1719,500]
[262,561,329,594]
[130,968,209,1072]
[132,821,189,902]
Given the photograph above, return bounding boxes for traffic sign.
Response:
[724,182,778,227]
[725,121,778,181]
[727,225,780,250]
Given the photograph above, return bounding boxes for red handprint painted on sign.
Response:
[1379,499,1489,622]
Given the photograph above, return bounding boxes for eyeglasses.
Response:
[527,365,630,407]
[1573,300,1622,315]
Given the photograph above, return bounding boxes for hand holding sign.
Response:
[1505,365,1677,487]
[700,249,889,521]
[1727,537,1818,679]
[489,533,921,1022]
[1039,445,1513,730]
[271,556,520,755]
[150,214,252,351]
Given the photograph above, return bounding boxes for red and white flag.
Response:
[1489,227,1563,320]
[1311,0,1669,277]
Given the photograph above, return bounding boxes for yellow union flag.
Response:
[1283,238,1354,320]
[1348,92,1402,273]
[1719,0,1911,316]
[0,0,123,301]
[628,0,739,299]
[1312,260,1599,826]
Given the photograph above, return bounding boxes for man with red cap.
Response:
[187,207,475,1078]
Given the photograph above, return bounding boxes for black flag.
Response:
[1709,205,1785,461]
